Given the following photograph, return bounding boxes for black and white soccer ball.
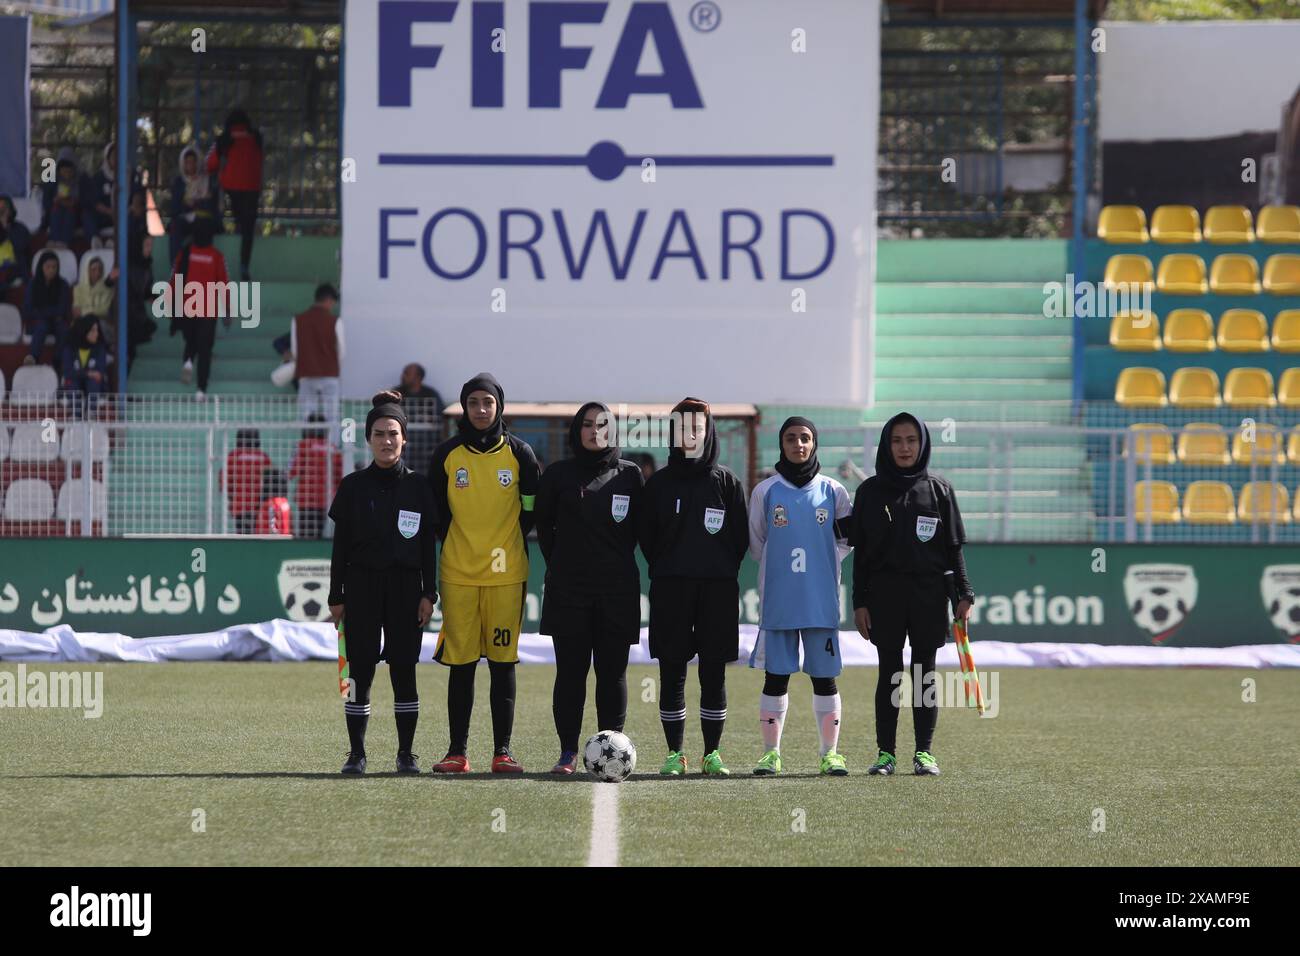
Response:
[284,579,329,622]
[1129,585,1189,638]
[1266,586,1300,642]
[583,730,636,783]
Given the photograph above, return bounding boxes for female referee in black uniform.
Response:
[327,391,438,775]
[534,402,644,775]
[850,412,974,777]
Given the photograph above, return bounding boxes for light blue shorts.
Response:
[749,627,842,678]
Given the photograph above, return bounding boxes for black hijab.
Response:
[775,416,820,488]
[569,401,619,476]
[875,412,931,489]
[667,397,719,475]
[365,389,408,439]
[457,372,506,452]
[32,251,65,309]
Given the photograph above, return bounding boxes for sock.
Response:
[759,693,788,752]
[813,692,842,757]
[394,699,418,753]
[447,663,476,756]
[659,661,688,752]
[343,701,370,755]
[699,661,727,754]
[488,660,516,754]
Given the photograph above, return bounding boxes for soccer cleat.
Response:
[820,751,849,776]
[491,752,524,774]
[431,754,470,774]
[867,751,896,776]
[701,750,730,776]
[180,359,192,384]
[194,389,206,403]
[395,751,420,774]
[913,751,941,776]
[551,751,579,775]
[659,751,687,776]
[340,752,366,775]
[752,749,783,776]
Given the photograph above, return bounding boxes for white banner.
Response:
[341,0,878,404]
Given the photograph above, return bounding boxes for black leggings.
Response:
[762,672,838,696]
[873,642,938,755]
[346,658,418,705]
[226,189,258,271]
[552,637,630,753]
[447,659,516,756]
[658,659,726,753]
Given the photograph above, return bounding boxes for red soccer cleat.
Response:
[492,752,525,774]
[431,754,470,774]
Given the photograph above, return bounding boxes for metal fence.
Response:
[3,396,1297,543]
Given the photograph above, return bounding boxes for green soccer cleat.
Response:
[659,751,687,776]
[752,749,782,776]
[913,751,941,776]
[867,750,896,776]
[820,751,849,776]
[701,750,731,776]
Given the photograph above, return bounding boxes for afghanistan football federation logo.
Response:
[773,504,789,528]
[1260,565,1300,643]
[815,507,829,525]
[611,494,629,523]
[1123,563,1198,643]
[455,467,469,489]
[497,469,513,487]
[277,559,333,622]
[397,509,421,539]
[916,515,937,542]
[703,507,725,534]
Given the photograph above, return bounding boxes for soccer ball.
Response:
[1129,585,1189,640]
[1266,586,1300,642]
[284,579,329,622]
[583,730,636,783]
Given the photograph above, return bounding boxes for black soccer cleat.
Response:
[867,751,896,776]
[913,751,941,776]
[396,751,421,774]
[341,751,367,775]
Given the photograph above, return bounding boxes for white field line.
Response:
[586,782,620,867]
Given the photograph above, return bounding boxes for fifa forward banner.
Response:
[2,541,1299,647]
[340,0,879,404]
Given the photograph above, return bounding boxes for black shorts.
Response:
[865,571,950,653]
[647,577,739,664]
[541,588,641,646]
[341,566,424,667]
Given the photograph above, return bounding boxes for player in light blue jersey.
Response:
[747,417,853,776]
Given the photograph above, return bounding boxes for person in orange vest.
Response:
[288,413,344,538]
[172,217,230,402]
[255,468,293,536]
[222,429,271,534]
[206,108,264,282]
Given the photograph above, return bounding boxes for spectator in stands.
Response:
[289,412,344,538]
[290,283,343,438]
[395,362,442,468]
[124,231,158,374]
[41,148,88,248]
[126,187,147,258]
[0,195,31,285]
[255,468,292,536]
[73,253,120,353]
[22,251,72,368]
[169,143,218,266]
[223,429,271,534]
[206,108,264,282]
[88,142,117,242]
[60,315,109,396]
[172,217,230,402]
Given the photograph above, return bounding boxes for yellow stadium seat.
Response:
[1182,481,1236,524]
[1272,310,1300,352]
[1109,312,1160,351]
[1262,254,1300,294]
[1209,254,1261,294]
[1203,205,1254,244]
[1238,482,1292,524]
[1216,308,1269,352]
[1169,367,1221,408]
[1162,308,1215,352]
[1115,367,1168,407]
[1150,205,1201,243]
[1177,423,1230,465]
[1279,369,1300,409]
[1232,424,1286,465]
[1156,254,1207,294]
[1126,424,1175,464]
[1257,205,1300,243]
[1223,367,1276,408]
[1290,427,1300,464]
[1134,481,1180,524]
[1098,205,1149,244]
[1104,254,1154,290]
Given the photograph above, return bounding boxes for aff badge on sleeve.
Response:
[397,509,421,539]
[916,515,938,542]
[704,507,725,534]
[611,494,630,523]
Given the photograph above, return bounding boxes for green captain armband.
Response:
[520,494,535,511]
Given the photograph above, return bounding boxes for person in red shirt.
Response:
[172,217,230,401]
[288,413,343,538]
[206,108,264,282]
[255,468,292,536]
[222,429,271,534]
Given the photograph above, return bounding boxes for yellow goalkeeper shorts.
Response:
[434,582,525,665]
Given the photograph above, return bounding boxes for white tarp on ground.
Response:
[2,622,1297,668]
